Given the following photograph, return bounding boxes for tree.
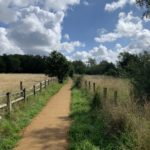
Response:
[72,60,86,74]
[87,58,96,67]
[68,62,74,78]
[118,52,139,77]
[0,57,6,72]
[136,0,150,18]
[46,51,70,83]
[117,51,150,103]
[97,61,118,76]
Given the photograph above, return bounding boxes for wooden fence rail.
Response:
[0,77,57,115]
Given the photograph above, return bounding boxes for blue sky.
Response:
[0,0,150,63]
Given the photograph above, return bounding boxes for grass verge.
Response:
[69,88,135,150]
[0,82,63,150]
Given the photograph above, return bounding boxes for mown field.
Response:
[0,74,48,93]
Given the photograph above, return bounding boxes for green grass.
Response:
[69,88,135,150]
[0,82,63,150]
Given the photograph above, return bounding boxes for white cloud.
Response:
[89,45,118,63]
[72,51,92,62]
[61,41,85,53]
[64,34,70,40]
[92,12,150,63]
[95,12,143,43]
[44,0,80,11]
[0,0,81,55]
[0,27,22,55]
[95,32,121,43]
[83,1,89,6]
[70,44,118,63]
[105,0,135,12]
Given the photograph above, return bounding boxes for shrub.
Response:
[118,52,150,103]
[73,76,83,89]
[90,91,102,110]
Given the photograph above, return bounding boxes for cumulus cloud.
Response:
[93,11,150,62]
[61,41,85,53]
[83,1,89,6]
[64,34,70,40]
[72,51,92,62]
[44,0,80,11]
[0,27,22,55]
[70,44,118,63]
[105,0,135,12]
[95,12,143,43]
[0,0,81,55]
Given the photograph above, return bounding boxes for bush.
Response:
[90,91,102,110]
[73,76,83,89]
[118,52,150,103]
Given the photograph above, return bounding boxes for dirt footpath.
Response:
[14,80,72,150]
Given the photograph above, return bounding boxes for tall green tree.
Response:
[46,51,70,83]
[72,60,86,74]
[118,51,150,103]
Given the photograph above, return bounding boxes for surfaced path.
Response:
[14,80,72,150]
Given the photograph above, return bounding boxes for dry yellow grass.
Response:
[84,75,131,103]
[82,75,150,149]
[0,74,49,93]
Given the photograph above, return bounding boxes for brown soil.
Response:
[14,80,72,150]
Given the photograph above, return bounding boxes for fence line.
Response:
[83,80,118,105]
[0,77,58,115]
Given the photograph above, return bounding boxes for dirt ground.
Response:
[14,80,72,150]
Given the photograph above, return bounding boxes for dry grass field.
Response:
[84,75,131,103]
[82,75,150,149]
[0,74,49,93]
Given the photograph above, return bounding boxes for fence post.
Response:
[85,81,87,88]
[89,81,91,90]
[6,92,12,114]
[33,85,36,95]
[114,91,118,105]
[103,88,107,102]
[40,82,42,92]
[20,81,23,96]
[45,80,47,88]
[23,88,26,101]
[93,83,96,92]
[20,81,23,91]
[48,79,50,85]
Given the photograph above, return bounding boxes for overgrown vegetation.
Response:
[0,82,63,150]
[72,52,150,103]
[70,88,135,150]
[69,77,150,150]
[118,52,150,103]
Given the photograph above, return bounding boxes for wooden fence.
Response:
[84,80,118,105]
[0,77,57,115]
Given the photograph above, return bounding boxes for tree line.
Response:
[0,54,47,73]
[0,53,118,76]
[0,51,150,103]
